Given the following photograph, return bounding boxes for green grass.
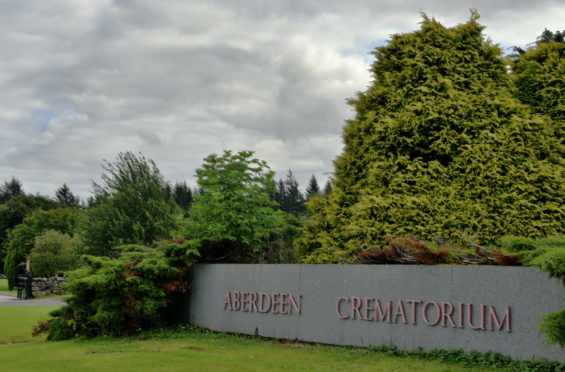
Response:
[0,278,12,293]
[0,306,59,343]
[0,307,495,372]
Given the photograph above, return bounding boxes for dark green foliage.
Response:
[540,308,565,347]
[29,230,81,277]
[172,181,193,213]
[185,150,283,262]
[0,177,23,203]
[0,194,59,245]
[0,194,59,274]
[55,183,80,208]
[3,207,82,289]
[512,39,565,121]
[305,175,320,200]
[537,29,565,44]
[272,170,306,217]
[299,13,564,263]
[83,152,180,256]
[42,244,198,340]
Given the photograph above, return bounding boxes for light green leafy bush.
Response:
[30,230,82,277]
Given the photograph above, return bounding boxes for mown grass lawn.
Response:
[0,278,12,293]
[0,306,496,372]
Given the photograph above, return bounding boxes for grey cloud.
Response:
[0,0,563,197]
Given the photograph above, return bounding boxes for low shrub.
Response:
[36,242,199,340]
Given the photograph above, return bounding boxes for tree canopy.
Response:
[83,152,179,256]
[3,207,82,288]
[185,150,281,261]
[298,13,564,263]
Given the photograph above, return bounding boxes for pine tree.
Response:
[305,175,321,199]
[173,181,193,212]
[297,13,564,263]
[55,183,80,207]
[282,170,306,217]
[0,177,23,204]
[322,180,333,196]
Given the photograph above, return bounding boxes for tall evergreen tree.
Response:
[270,179,286,209]
[512,29,565,121]
[322,180,333,196]
[298,13,563,263]
[55,183,80,207]
[173,181,193,211]
[305,175,321,199]
[0,177,23,204]
[281,170,306,217]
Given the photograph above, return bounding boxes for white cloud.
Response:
[0,0,563,197]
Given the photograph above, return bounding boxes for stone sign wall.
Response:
[184,264,564,362]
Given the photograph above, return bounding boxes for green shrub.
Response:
[540,309,565,347]
[42,243,198,340]
[511,235,565,282]
[30,230,81,277]
[497,235,565,347]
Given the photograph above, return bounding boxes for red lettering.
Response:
[489,306,511,332]
[259,292,271,313]
[249,292,258,312]
[224,292,232,311]
[441,302,456,328]
[363,298,375,321]
[394,300,408,324]
[233,291,241,311]
[336,297,350,319]
[351,297,362,319]
[466,304,486,330]
[280,293,289,314]
[242,292,248,312]
[375,300,392,322]
[457,303,464,328]
[423,301,441,326]
[289,295,302,315]
[272,293,280,314]
[406,300,421,324]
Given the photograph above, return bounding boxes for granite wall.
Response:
[185,264,564,362]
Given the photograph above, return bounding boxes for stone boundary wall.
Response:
[185,264,564,362]
[31,276,66,297]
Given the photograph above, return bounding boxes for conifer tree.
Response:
[305,175,321,199]
[298,13,564,263]
[173,181,193,212]
[55,183,80,207]
[0,177,23,204]
[282,170,306,217]
[512,30,565,121]
[322,180,332,196]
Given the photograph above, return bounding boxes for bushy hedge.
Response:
[37,242,198,340]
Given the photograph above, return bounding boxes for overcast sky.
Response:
[1,0,563,199]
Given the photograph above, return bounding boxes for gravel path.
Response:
[0,293,65,307]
